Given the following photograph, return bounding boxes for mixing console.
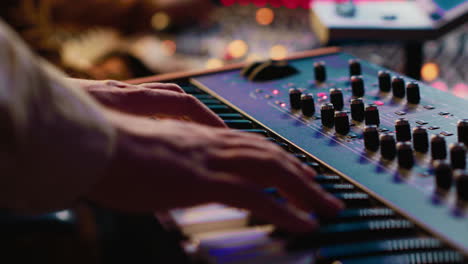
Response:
[133,48,468,263]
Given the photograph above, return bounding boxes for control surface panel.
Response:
[191,51,468,254]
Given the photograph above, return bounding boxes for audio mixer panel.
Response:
[132,48,468,262]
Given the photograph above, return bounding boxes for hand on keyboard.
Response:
[86,111,344,233]
[71,79,227,128]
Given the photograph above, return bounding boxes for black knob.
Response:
[397,142,414,169]
[364,125,379,151]
[458,119,468,146]
[431,134,447,160]
[395,118,411,142]
[365,104,380,126]
[289,88,302,110]
[392,76,405,99]
[321,103,335,128]
[301,93,315,117]
[335,111,350,135]
[349,59,361,77]
[412,126,429,153]
[351,75,365,97]
[450,143,466,170]
[434,160,453,192]
[380,133,397,160]
[378,71,391,92]
[314,61,326,83]
[330,88,344,111]
[350,98,365,122]
[406,82,421,104]
[455,170,468,202]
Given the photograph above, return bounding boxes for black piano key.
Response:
[238,129,269,136]
[207,105,231,113]
[224,119,254,129]
[293,153,308,162]
[217,113,244,120]
[305,162,323,173]
[314,175,341,183]
[192,94,213,99]
[337,250,464,264]
[286,219,415,250]
[317,238,443,259]
[198,98,222,105]
[275,141,290,150]
[334,208,395,221]
[321,183,355,192]
[333,192,372,207]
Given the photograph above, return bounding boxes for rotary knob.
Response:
[406,82,421,104]
[397,142,414,169]
[395,118,411,142]
[431,134,447,160]
[321,103,335,128]
[392,76,405,99]
[289,88,302,110]
[364,125,379,152]
[458,119,468,146]
[301,93,315,117]
[434,160,453,193]
[330,88,344,111]
[365,104,380,126]
[380,133,397,160]
[335,111,350,135]
[450,143,466,170]
[350,98,365,122]
[351,75,365,97]
[455,170,468,204]
[349,59,362,77]
[314,61,327,83]
[412,126,429,153]
[378,71,391,92]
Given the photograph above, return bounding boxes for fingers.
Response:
[204,177,318,233]
[138,83,186,93]
[205,145,344,217]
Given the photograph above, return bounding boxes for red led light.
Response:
[374,101,385,106]
[280,103,287,107]
[273,89,280,95]
[317,92,326,97]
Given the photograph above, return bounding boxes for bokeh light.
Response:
[162,40,177,56]
[421,62,440,82]
[256,8,275,26]
[227,40,249,59]
[269,45,288,60]
[205,58,224,69]
[151,12,170,31]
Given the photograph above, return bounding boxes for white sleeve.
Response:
[0,20,116,214]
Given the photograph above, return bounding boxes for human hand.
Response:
[71,79,226,128]
[86,111,344,233]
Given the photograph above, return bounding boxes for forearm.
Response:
[0,20,115,214]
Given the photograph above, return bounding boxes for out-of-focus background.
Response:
[0,0,466,98]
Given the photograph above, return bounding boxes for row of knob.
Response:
[314,60,421,104]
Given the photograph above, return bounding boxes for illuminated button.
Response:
[374,101,385,106]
